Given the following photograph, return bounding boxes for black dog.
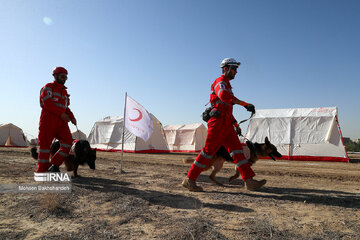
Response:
[31,140,96,177]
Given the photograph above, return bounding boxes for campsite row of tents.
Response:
[86,115,207,153]
[1,107,349,162]
[0,117,208,153]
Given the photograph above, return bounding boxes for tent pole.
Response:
[120,92,127,174]
[288,144,291,160]
[336,115,349,162]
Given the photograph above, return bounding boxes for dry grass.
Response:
[0,147,360,240]
[40,193,70,216]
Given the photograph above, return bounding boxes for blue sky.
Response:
[1,0,359,140]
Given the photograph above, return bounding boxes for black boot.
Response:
[48,164,60,172]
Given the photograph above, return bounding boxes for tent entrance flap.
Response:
[5,135,15,146]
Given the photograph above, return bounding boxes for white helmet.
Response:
[220,58,241,68]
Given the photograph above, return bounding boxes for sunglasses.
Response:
[230,66,238,70]
[59,74,68,79]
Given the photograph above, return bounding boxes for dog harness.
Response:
[69,139,79,156]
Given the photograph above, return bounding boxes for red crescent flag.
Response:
[124,95,154,142]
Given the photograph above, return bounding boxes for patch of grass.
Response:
[40,193,72,217]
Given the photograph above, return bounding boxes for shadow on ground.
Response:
[213,186,360,209]
[196,174,245,187]
[72,176,253,213]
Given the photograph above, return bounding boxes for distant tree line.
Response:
[345,140,360,152]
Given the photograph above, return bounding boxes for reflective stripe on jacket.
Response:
[39,81,74,119]
[210,75,236,121]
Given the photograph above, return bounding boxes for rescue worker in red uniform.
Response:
[36,67,77,173]
[182,58,266,191]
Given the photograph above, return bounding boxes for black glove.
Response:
[244,104,255,114]
[202,107,212,122]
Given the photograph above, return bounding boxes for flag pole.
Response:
[120,92,127,174]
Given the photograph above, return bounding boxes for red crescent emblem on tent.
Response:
[129,108,143,122]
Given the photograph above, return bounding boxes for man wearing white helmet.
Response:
[182,58,266,191]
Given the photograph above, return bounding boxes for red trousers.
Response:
[187,115,255,181]
[36,113,73,173]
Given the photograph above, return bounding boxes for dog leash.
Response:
[239,111,255,124]
[75,124,81,140]
[240,134,251,142]
[238,112,255,141]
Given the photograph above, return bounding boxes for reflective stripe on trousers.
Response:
[235,159,248,168]
[60,143,72,148]
[38,159,49,163]
[194,160,207,168]
[230,149,243,157]
[38,149,50,153]
[200,150,212,159]
[58,151,69,157]
[193,150,213,168]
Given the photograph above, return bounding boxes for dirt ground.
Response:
[0,147,359,240]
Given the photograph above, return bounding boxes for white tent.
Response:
[88,114,169,153]
[72,130,87,140]
[244,107,349,162]
[164,123,207,152]
[0,123,28,147]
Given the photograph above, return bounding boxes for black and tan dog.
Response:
[31,140,97,177]
[183,137,282,185]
